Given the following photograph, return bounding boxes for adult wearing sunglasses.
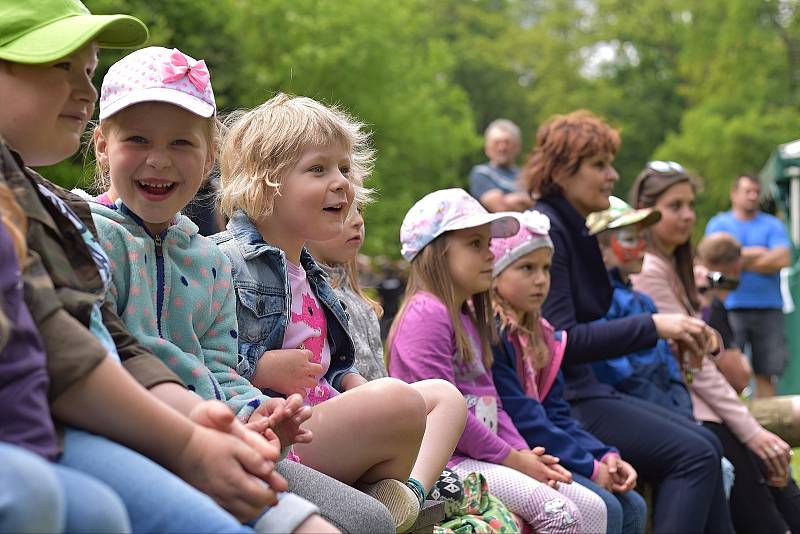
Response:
[521,110,733,533]
[630,164,800,534]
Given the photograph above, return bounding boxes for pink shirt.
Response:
[284,261,337,405]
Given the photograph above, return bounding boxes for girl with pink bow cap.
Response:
[87,46,349,534]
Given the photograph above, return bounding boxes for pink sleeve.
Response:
[633,257,762,443]
[689,362,761,443]
[388,295,513,465]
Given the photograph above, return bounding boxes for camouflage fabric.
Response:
[435,471,521,534]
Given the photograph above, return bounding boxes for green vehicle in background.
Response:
[760,139,800,394]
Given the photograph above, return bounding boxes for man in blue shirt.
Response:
[705,174,792,397]
[468,119,534,212]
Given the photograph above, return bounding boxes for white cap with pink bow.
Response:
[99,46,215,120]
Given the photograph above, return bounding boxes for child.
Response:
[306,184,387,382]
[695,233,753,395]
[0,2,307,532]
[306,187,471,515]
[88,46,393,534]
[490,209,647,534]
[213,93,467,532]
[587,196,695,419]
[388,187,606,533]
[0,186,129,533]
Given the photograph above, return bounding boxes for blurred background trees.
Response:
[44,0,800,256]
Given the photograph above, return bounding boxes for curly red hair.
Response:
[522,110,620,196]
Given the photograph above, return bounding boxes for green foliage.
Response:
[37,0,800,256]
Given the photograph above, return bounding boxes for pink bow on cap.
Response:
[161,48,210,91]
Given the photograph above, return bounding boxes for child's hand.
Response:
[603,455,637,493]
[504,449,572,488]
[248,394,314,447]
[252,348,323,396]
[182,401,288,521]
[593,462,613,491]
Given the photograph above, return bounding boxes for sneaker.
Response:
[358,479,420,532]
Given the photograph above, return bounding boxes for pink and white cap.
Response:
[490,211,553,276]
[99,46,216,120]
[400,188,519,261]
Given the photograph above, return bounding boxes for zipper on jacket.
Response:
[155,232,166,337]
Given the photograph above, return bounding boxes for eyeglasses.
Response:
[646,160,686,174]
[698,271,740,294]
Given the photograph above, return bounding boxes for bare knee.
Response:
[365,377,427,434]
[414,379,467,424]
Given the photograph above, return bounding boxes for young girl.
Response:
[213,93,467,532]
[490,210,647,534]
[88,46,393,534]
[388,187,611,534]
[306,185,387,382]
[1,6,299,533]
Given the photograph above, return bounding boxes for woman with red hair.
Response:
[516,110,734,533]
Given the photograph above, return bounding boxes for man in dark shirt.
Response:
[468,119,533,212]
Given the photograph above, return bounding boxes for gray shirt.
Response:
[322,263,388,382]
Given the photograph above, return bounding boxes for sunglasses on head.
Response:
[698,271,740,294]
[647,160,686,174]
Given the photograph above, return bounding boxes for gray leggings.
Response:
[277,461,394,533]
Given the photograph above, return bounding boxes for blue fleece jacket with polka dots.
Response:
[90,200,269,421]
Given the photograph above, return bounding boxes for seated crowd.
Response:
[1,2,798,533]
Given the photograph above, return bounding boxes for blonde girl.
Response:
[89,46,399,534]
[388,188,599,534]
[213,92,467,532]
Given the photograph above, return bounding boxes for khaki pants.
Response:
[748,396,800,447]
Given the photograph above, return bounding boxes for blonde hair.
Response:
[0,183,27,264]
[0,183,27,350]
[492,286,549,369]
[218,93,374,219]
[87,112,221,193]
[388,233,496,368]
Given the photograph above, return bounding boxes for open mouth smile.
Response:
[137,180,177,200]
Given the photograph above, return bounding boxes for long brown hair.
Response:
[629,167,702,311]
[388,233,496,368]
[522,110,620,197]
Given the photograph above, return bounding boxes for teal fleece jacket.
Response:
[90,201,269,421]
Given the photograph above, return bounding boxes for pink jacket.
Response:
[631,252,762,443]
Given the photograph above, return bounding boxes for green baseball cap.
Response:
[0,0,148,64]
[586,195,661,236]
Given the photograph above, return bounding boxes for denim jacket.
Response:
[211,210,358,392]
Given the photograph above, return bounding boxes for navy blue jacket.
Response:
[492,333,617,479]
[535,194,658,398]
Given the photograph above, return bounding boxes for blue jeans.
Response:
[572,473,647,534]
[0,442,129,533]
[58,428,253,534]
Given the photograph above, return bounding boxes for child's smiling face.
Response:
[0,43,98,166]
[267,144,354,252]
[94,102,214,235]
